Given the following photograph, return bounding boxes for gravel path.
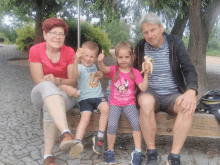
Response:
[0,44,220,165]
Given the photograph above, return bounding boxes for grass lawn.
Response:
[206,50,220,57]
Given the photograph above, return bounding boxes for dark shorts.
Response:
[138,91,181,115]
[78,97,107,113]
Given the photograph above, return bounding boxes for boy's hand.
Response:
[96,71,103,79]
[98,50,105,62]
[75,48,84,61]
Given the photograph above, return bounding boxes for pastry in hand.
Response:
[141,56,154,74]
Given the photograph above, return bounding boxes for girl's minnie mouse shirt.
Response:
[106,65,143,106]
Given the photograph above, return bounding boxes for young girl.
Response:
[98,41,150,165]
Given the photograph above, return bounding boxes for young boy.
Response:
[70,41,109,158]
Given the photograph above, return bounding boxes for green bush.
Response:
[0,26,18,44]
[206,49,220,57]
[15,24,35,51]
[101,19,130,48]
[207,40,220,51]
[182,35,189,50]
[65,20,111,55]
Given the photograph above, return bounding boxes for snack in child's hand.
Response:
[141,56,154,74]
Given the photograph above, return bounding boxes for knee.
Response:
[99,103,109,116]
[138,95,155,116]
[101,107,109,116]
[177,109,194,118]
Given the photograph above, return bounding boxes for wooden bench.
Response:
[0,38,4,43]
[65,108,220,138]
[40,107,220,154]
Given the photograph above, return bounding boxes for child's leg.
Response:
[75,111,92,140]
[107,105,122,150]
[123,105,142,151]
[107,133,117,150]
[92,101,109,154]
[69,112,91,158]
[132,130,142,150]
[98,101,109,133]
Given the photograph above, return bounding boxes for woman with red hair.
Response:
[29,18,81,165]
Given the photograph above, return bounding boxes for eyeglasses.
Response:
[48,31,65,38]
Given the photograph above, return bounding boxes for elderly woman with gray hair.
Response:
[29,18,81,165]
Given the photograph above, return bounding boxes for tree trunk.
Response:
[170,1,189,39]
[34,9,44,45]
[188,0,208,98]
[170,12,188,39]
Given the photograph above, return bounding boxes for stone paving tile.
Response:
[1,44,220,165]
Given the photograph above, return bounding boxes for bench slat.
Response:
[66,109,220,138]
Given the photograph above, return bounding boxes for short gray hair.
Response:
[139,12,162,28]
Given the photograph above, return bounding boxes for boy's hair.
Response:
[114,41,136,81]
[82,41,99,55]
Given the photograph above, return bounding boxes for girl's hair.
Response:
[42,18,68,35]
[114,41,136,81]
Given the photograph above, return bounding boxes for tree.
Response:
[188,0,220,96]
[133,0,220,96]
[137,0,190,39]
[101,19,130,48]
[1,0,128,45]
[1,0,69,44]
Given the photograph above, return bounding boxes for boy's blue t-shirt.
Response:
[77,64,104,102]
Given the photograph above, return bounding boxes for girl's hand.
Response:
[98,50,105,62]
[75,48,84,61]
[96,71,104,79]
[144,63,151,74]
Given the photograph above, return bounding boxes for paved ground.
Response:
[1,44,220,165]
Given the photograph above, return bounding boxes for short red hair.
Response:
[42,18,68,34]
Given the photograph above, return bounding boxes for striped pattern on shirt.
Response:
[144,36,178,95]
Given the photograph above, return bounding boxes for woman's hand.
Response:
[44,74,62,85]
[59,85,80,98]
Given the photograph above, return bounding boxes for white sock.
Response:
[135,148,142,153]
[62,130,71,134]
[97,130,105,139]
[44,154,53,159]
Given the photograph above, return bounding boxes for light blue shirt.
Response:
[77,64,104,102]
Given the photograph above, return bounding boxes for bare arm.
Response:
[138,72,149,92]
[65,63,77,87]
[30,62,45,85]
[97,50,110,73]
[72,48,84,79]
[138,63,150,92]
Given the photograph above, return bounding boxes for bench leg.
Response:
[40,109,43,129]
[102,132,107,154]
